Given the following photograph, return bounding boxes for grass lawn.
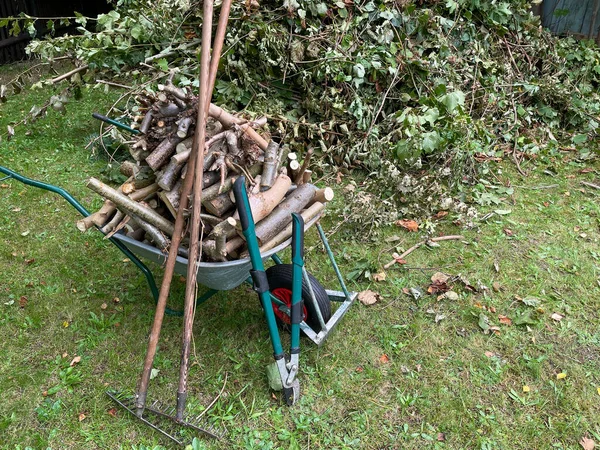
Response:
[1,63,600,449]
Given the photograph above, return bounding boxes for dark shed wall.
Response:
[542,0,600,40]
[0,0,110,64]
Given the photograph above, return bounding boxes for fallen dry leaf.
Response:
[70,356,81,367]
[379,354,390,364]
[372,272,386,282]
[437,432,446,442]
[431,272,450,284]
[358,290,381,306]
[556,372,567,380]
[492,281,501,292]
[112,297,120,304]
[522,385,530,393]
[78,413,86,422]
[498,315,512,325]
[503,228,514,236]
[580,437,595,450]
[433,211,448,220]
[355,366,364,373]
[444,291,459,301]
[551,312,564,322]
[395,219,419,232]
[19,296,28,309]
[580,168,595,174]
[107,408,117,417]
[100,303,108,310]
[484,351,495,358]
[24,258,35,265]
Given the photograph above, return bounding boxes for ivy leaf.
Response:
[440,90,465,113]
[422,131,441,153]
[156,58,169,72]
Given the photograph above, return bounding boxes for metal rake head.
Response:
[106,391,226,446]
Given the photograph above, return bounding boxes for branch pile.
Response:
[79,84,334,262]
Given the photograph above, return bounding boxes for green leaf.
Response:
[494,209,512,215]
[74,12,87,27]
[131,25,142,40]
[421,131,441,153]
[440,90,465,113]
[156,58,169,72]
[478,313,490,332]
[522,296,541,307]
[572,134,588,144]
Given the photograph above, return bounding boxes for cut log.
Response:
[260,140,279,189]
[86,178,175,236]
[129,213,170,252]
[77,200,116,231]
[127,227,146,241]
[274,145,290,174]
[203,192,234,217]
[129,183,159,201]
[252,183,316,246]
[176,116,193,138]
[158,158,185,191]
[294,148,313,185]
[176,137,194,154]
[202,163,261,202]
[233,173,291,224]
[288,159,300,179]
[246,201,325,255]
[146,135,184,171]
[210,217,238,240]
[208,103,268,150]
[120,161,138,177]
[101,210,125,234]
[140,110,154,134]
[158,180,182,218]
[312,187,334,204]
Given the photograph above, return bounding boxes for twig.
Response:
[195,372,228,420]
[50,65,89,84]
[582,180,600,190]
[383,235,464,269]
[95,79,132,89]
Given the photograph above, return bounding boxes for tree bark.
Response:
[260,140,279,189]
[86,178,175,236]
[203,192,235,217]
[146,135,184,171]
[250,201,324,255]
[158,180,182,218]
[233,173,291,224]
[176,116,193,138]
[294,148,313,185]
[312,187,334,204]
[158,158,185,191]
[129,213,170,252]
[252,183,316,245]
[140,110,154,134]
[202,163,261,202]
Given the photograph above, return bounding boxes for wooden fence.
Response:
[540,0,600,41]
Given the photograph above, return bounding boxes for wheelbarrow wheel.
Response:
[266,264,331,333]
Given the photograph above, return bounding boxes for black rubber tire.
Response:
[266,264,331,333]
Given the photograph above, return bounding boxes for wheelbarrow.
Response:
[0,164,357,441]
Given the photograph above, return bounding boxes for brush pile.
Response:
[78,81,334,262]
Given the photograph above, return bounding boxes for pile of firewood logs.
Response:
[78,81,334,262]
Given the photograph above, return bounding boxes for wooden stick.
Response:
[158,158,185,191]
[294,148,313,185]
[260,140,279,189]
[203,192,234,217]
[101,210,125,234]
[51,65,88,84]
[582,180,600,190]
[86,178,174,236]
[208,103,268,150]
[129,212,170,252]
[383,235,465,269]
[178,0,215,422]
